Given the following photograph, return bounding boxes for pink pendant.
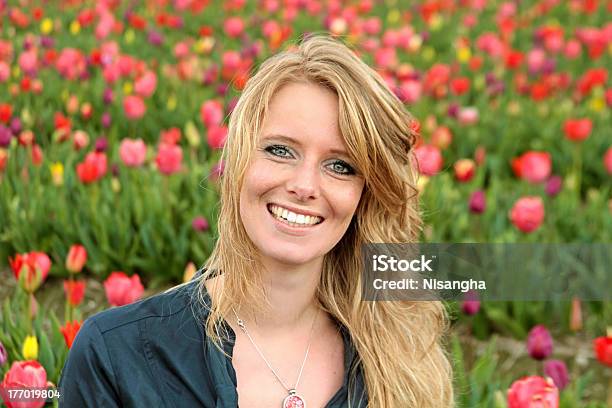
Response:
[283,390,306,408]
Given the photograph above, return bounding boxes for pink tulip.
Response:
[18,49,38,74]
[414,145,443,176]
[221,51,241,72]
[55,48,86,80]
[512,151,552,184]
[604,147,612,175]
[0,61,9,82]
[509,197,545,233]
[0,361,48,408]
[95,12,115,40]
[173,41,190,59]
[507,376,559,408]
[66,244,87,274]
[223,17,244,38]
[134,71,157,98]
[397,80,422,104]
[454,159,475,182]
[207,126,228,149]
[155,143,183,175]
[527,324,553,360]
[200,100,224,128]
[123,95,146,120]
[363,17,381,35]
[119,138,147,167]
[103,271,144,307]
[458,107,479,125]
[564,39,582,59]
[527,48,546,74]
[461,290,481,315]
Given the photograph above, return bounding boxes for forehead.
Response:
[259,81,346,151]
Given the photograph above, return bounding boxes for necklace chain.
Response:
[231,307,319,393]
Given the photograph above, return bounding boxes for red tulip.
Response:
[60,320,82,349]
[63,280,86,307]
[160,128,181,146]
[563,118,592,142]
[8,252,51,293]
[155,143,183,175]
[66,244,87,273]
[604,147,612,175]
[0,360,48,408]
[103,271,144,306]
[414,144,443,176]
[123,95,146,120]
[76,151,107,184]
[593,335,612,367]
[527,325,553,360]
[509,197,545,233]
[454,158,475,182]
[507,376,558,408]
[450,77,470,96]
[511,151,552,183]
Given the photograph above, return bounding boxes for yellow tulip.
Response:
[429,14,443,31]
[12,66,20,79]
[70,20,81,35]
[167,95,177,111]
[22,335,38,360]
[124,29,135,44]
[40,18,53,34]
[589,97,605,112]
[50,162,64,186]
[387,9,400,24]
[457,47,471,63]
[123,82,133,95]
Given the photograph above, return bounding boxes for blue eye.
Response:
[329,160,355,175]
[265,145,293,158]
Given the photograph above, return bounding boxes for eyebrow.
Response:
[261,133,350,157]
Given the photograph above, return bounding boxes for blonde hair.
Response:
[195,34,453,407]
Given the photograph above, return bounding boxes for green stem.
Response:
[27,293,33,335]
[573,144,582,201]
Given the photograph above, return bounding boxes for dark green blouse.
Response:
[58,276,368,407]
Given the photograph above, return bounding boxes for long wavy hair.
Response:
[193,34,453,407]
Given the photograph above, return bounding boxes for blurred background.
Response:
[0,0,611,406]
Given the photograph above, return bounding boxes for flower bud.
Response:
[527,324,553,360]
[543,359,569,390]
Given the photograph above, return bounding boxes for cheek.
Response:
[332,182,364,222]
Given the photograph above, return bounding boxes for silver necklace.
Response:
[231,307,319,408]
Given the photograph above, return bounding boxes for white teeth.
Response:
[268,204,322,226]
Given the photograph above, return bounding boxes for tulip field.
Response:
[1,0,611,406]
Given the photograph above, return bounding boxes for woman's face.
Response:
[239,81,365,268]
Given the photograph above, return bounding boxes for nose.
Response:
[286,159,320,201]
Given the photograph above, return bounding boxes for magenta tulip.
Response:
[527,325,553,360]
[544,360,569,390]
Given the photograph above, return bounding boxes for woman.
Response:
[59,34,452,407]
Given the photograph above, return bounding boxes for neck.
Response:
[252,256,323,331]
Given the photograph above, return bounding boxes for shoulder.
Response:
[88,279,200,334]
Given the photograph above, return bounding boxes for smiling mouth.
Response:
[267,204,324,227]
